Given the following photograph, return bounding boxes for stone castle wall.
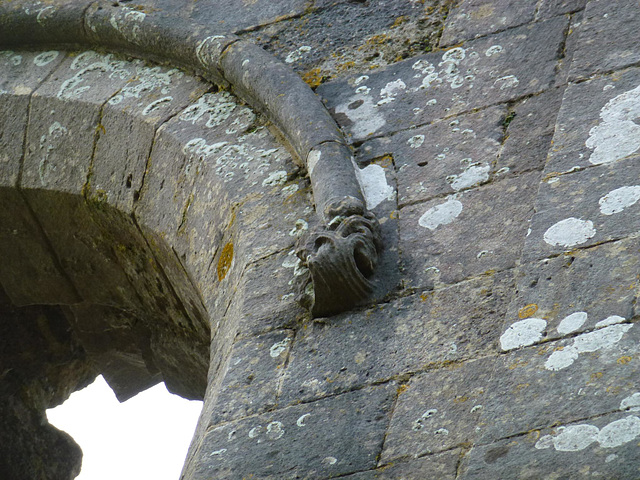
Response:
[1,0,640,478]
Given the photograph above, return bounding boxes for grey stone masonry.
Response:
[4,1,640,480]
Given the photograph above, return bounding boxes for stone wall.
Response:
[2,0,640,479]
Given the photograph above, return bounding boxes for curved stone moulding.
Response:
[0,0,383,316]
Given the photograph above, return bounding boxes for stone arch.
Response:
[0,3,393,479]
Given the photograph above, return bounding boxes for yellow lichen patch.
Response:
[301,67,324,88]
[420,292,431,302]
[453,395,469,403]
[397,384,409,395]
[217,242,234,281]
[617,356,633,365]
[390,16,408,28]
[513,383,530,393]
[518,303,538,319]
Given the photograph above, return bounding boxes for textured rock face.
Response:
[2,1,640,479]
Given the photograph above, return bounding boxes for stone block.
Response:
[358,105,505,206]
[21,51,138,194]
[22,190,141,310]
[246,0,449,84]
[480,322,640,443]
[495,87,564,175]
[501,237,640,350]
[544,67,640,174]
[88,64,209,213]
[381,357,496,461]
[344,450,460,479]
[399,172,538,289]
[207,330,294,426]
[459,409,640,479]
[191,0,308,33]
[227,249,307,337]
[524,157,640,261]
[0,50,65,187]
[536,0,587,19]
[279,272,512,405]
[192,383,396,479]
[569,0,640,80]
[440,0,538,46]
[0,188,79,306]
[318,17,567,142]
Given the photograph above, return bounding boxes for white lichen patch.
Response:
[544,324,634,371]
[322,457,338,466]
[598,185,640,215]
[408,134,425,149]
[620,393,640,412]
[499,317,547,351]
[38,121,68,185]
[557,311,588,335]
[195,35,227,68]
[543,217,596,248]
[109,65,183,106]
[142,96,173,116]
[262,170,288,187]
[354,163,394,210]
[210,449,227,456]
[335,94,385,138]
[485,45,504,56]
[179,92,242,128]
[285,46,312,64]
[418,196,463,230]
[58,51,132,99]
[595,315,625,328]
[447,163,490,191]
[269,338,291,358]
[536,416,640,452]
[33,50,59,67]
[493,75,519,90]
[586,84,640,165]
[0,51,23,66]
[289,219,309,237]
[377,79,406,105]
[266,421,285,440]
[296,414,311,427]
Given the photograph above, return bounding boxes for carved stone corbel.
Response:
[297,142,383,317]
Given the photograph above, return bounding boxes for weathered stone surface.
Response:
[459,409,640,479]
[440,0,538,47]
[400,172,538,289]
[280,272,512,405]
[24,190,141,309]
[544,67,640,175]
[89,63,209,213]
[207,330,294,426]
[227,249,307,337]
[358,105,505,206]
[318,17,567,142]
[192,383,396,479]
[502,237,640,349]
[495,87,564,175]
[0,50,64,186]
[480,322,640,443]
[536,0,587,19]
[524,157,640,262]
[0,188,79,306]
[382,357,495,461]
[191,0,307,33]
[344,450,460,479]
[246,0,449,85]
[569,0,640,81]
[21,51,138,194]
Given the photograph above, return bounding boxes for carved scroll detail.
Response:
[298,202,382,317]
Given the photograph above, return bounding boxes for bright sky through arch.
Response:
[46,375,203,480]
